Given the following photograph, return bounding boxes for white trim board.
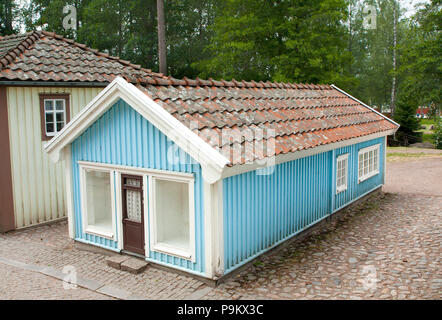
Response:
[77,161,194,180]
[148,175,196,262]
[336,153,349,194]
[79,164,117,241]
[357,143,381,183]
[44,77,229,184]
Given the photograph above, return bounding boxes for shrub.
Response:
[435,119,442,149]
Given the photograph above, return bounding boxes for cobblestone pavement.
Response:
[0,262,110,300]
[0,157,440,300]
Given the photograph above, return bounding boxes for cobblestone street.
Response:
[0,154,440,300]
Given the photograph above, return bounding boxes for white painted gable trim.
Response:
[43,77,230,184]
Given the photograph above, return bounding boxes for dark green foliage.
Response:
[194,0,354,87]
[0,0,16,35]
[392,0,441,146]
[2,0,440,129]
[435,119,442,149]
[397,0,441,117]
[19,0,219,78]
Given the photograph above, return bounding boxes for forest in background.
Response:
[0,0,440,144]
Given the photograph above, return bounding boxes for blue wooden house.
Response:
[45,76,399,280]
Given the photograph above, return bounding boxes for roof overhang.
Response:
[44,77,230,184]
[222,129,397,179]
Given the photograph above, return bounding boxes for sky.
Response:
[401,0,431,17]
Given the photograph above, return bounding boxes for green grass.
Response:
[423,133,436,144]
[387,152,430,158]
[419,119,436,126]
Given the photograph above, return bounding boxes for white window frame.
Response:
[149,174,196,262]
[78,161,196,261]
[79,164,117,240]
[336,153,349,194]
[358,144,380,183]
[44,99,67,137]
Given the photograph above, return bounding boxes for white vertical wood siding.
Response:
[7,86,103,228]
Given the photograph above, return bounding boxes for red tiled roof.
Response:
[137,82,398,166]
[2,32,398,165]
[0,31,166,83]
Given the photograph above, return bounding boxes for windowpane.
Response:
[369,151,374,171]
[46,123,54,133]
[374,150,378,170]
[126,190,142,223]
[56,112,64,122]
[45,113,54,123]
[56,122,64,132]
[359,145,380,182]
[155,179,190,250]
[85,170,112,231]
[125,178,141,188]
[45,100,54,111]
[55,100,64,111]
[364,153,369,175]
[337,156,348,192]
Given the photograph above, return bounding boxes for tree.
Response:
[390,0,398,116]
[194,0,354,87]
[0,0,16,35]
[78,0,131,58]
[166,0,219,78]
[397,0,441,114]
[346,0,407,109]
[394,0,441,145]
[22,0,92,40]
[156,0,167,75]
[20,0,220,77]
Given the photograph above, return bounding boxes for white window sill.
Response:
[336,186,347,194]
[153,242,193,261]
[84,225,114,240]
[358,170,380,184]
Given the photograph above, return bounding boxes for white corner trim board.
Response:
[43,77,230,184]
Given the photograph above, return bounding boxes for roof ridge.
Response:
[0,31,166,82]
[151,75,333,90]
[2,31,333,90]
[39,31,164,82]
[0,31,42,68]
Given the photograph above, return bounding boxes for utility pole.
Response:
[390,0,397,117]
[157,0,167,75]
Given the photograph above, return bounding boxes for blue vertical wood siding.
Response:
[223,137,385,273]
[71,99,205,275]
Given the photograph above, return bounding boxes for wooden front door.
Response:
[122,175,145,256]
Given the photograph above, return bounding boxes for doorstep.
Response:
[106,255,148,274]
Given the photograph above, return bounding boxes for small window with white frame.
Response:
[358,144,380,183]
[39,94,70,141]
[80,166,115,239]
[336,153,349,194]
[150,174,195,261]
